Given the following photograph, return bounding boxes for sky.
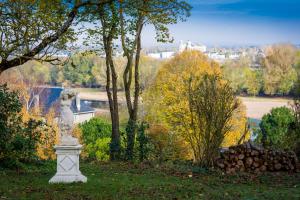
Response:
[142,0,300,47]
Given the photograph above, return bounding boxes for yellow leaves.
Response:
[37,108,59,160]
[222,102,250,147]
[20,102,41,123]
[144,50,221,125]
[20,106,30,122]
[72,125,83,144]
[144,50,249,158]
[72,126,88,159]
[158,50,220,77]
[147,124,192,160]
[20,102,58,160]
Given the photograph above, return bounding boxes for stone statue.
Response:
[49,88,87,183]
[59,89,78,146]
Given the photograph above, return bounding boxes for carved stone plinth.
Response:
[49,145,87,183]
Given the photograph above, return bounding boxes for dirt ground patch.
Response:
[77,88,292,120]
[239,97,292,119]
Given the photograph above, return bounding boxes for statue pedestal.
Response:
[49,145,87,183]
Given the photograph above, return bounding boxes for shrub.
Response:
[80,117,112,143]
[88,138,111,161]
[36,108,58,160]
[136,122,151,162]
[79,117,112,161]
[186,74,239,167]
[0,84,45,168]
[289,91,300,158]
[147,124,191,162]
[256,106,295,149]
[143,52,246,166]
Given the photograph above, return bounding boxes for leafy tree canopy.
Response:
[0,0,111,73]
[262,44,298,95]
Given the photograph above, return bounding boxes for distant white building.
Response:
[161,51,175,59]
[228,53,240,60]
[147,53,161,59]
[147,51,175,59]
[179,40,207,53]
[207,52,226,62]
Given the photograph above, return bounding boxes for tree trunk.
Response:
[109,55,121,160]
[103,35,121,160]
[98,2,121,161]
[105,53,121,160]
[123,19,143,160]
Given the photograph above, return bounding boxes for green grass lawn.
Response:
[0,161,299,200]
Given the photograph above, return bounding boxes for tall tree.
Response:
[84,0,190,160]
[100,3,122,160]
[84,1,122,160]
[0,0,111,74]
[119,0,191,160]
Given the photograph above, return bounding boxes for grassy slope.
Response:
[1,162,299,200]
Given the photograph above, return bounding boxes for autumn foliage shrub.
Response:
[186,74,240,166]
[147,124,191,162]
[222,103,250,147]
[0,78,59,160]
[35,108,58,160]
[143,51,249,166]
[0,84,48,168]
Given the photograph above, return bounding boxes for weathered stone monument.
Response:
[49,89,87,183]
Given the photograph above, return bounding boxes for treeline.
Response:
[3,53,161,90]
[222,44,300,96]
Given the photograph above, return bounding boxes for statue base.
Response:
[49,145,87,183]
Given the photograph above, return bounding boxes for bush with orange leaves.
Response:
[2,80,59,160]
[38,109,59,160]
[0,84,56,169]
[1,68,59,161]
[20,106,58,160]
[147,124,192,162]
